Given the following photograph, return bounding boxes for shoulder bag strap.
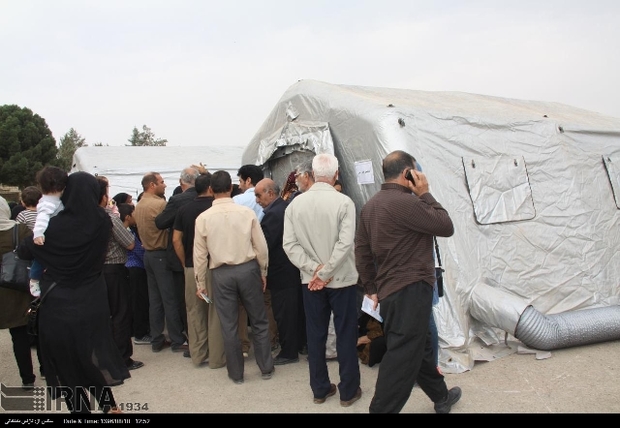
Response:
[12,225,19,250]
[433,236,443,269]
[39,282,58,304]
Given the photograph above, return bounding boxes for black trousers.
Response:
[103,264,134,365]
[369,281,448,413]
[302,284,360,402]
[172,270,188,336]
[270,286,305,359]
[9,325,38,384]
[128,267,150,338]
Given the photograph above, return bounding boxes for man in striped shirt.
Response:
[355,150,461,414]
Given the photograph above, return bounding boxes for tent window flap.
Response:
[463,155,536,225]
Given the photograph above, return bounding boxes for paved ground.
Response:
[1,328,619,414]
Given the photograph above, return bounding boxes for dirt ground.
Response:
[1,328,619,416]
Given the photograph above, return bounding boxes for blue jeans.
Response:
[30,259,43,281]
[302,284,360,401]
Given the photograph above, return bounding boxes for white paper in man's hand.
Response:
[361,295,383,322]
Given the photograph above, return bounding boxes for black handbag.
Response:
[26,281,57,336]
[0,226,31,293]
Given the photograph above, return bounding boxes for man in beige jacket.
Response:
[283,153,361,408]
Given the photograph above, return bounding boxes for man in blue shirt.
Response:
[233,165,278,355]
[233,165,265,221]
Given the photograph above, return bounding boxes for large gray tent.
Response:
[241,79,620,373]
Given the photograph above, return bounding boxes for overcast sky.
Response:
[2,0,619,148]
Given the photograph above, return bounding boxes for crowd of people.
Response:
[0,149,462,414]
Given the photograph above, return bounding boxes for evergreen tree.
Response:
[127,125,167,146]
[0,104,58,188]
[56,128,87,171]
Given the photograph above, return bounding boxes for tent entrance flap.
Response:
[258,120,335,189]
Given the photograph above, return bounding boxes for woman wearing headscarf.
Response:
[0,196,36,389]
[280,171,299,201]
[18,171,130,414]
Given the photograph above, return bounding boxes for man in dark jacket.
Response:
[255,178,306,365]
[172,173,226,369]
[155,166,200,339]
[355,150,460,413]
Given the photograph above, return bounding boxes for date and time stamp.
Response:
[2,402,153,425]
[3,415,152,425]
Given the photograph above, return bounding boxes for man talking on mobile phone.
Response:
[355,150,461,413]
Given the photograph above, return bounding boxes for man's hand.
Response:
[192,163,209,175]
[406,170,430,197]
[308,264,332,291]
[33,236,45,245]
[367,293,379,311]
[308,276,329,291]
[195,288,207,299]
[261,276,267,292]
[357,335,371,346]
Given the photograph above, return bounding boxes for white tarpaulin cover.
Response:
[242,79,620,373]
[71,145,245,201]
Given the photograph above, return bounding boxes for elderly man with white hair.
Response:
[282,153,362,408]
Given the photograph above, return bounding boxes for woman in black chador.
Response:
[19,171,129,414]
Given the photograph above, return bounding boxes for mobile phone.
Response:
[405,169,416,185]
[199,292,212,304]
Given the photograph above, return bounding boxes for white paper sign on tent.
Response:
[355,160,374,185]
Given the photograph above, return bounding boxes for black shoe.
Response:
[183,350,191,358]
[299,344,308,356]
[171,343,189,353]
[261,367,275,380]
[274,356,299,365]
[434,387,462,414]
[127,360,144,371]
[229,376,244,385]
[152,340,171,353]
[133,334,153,345]
[108,379,124,387]
[22,383,34,391]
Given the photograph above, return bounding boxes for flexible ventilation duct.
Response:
[470,283,620,351]
[514,305,620,351]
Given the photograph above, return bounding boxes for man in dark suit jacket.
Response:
[155,166,201,339]
[255,178,306,365]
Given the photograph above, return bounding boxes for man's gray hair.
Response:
[180,167,200,185]
[296,160,313,176]
[295,159,312,174]
[312,153,338,179]
[265,180,281,195]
